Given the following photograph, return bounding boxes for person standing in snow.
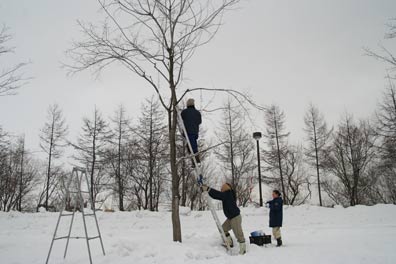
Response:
[181,98,202,166]
[266,190,283,247]
[201,183,246,255]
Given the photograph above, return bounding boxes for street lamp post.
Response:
[253,132,263,207]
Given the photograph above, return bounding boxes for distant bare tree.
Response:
[0,136,39,212]
[282,145,311,205]
[120,138,140,210]
[215,100,256,206]
[0,25,28,96]
[66,0,240,242]
[322,115,377,206]
[304,103,332,206]
[36,165,67,211]
[39,104,68,210]
[133,97,168,211]
[73,107,111,209]
[107,104,131,211]
[262,104,290,204]
[0,126,8,151]
[365,18,396,72]
[375,80,396,203]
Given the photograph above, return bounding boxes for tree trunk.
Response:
[19,138,25,211]
[118,122,124,211]
[46,135,54,210]
[170,88,182,242]
[312,122,323,206]
[149,110,154,211]
[228,107,236,188]
[90,118,97,210]
[274,116,286,204]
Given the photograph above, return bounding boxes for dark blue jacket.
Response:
[268,197,283,227]
[208,188,240,220]
[181,106,201,135]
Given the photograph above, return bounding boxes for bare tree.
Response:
[39,104,68,210]
[0,136,39,212]
[36,165,68,211]
[107,104,131,211]
[215,100,256,206]
[322,115,377,206]
[282,145,311,205]
[132,97,168,211]
[119,138,140,210]
[66,0,240,242]
[0,126,8,153]
[303,103,332,206]
[262,104,290,204]
[365,18,396,73]
[0,25,28,96]
[73,107,111,209]
[375,80,396,203]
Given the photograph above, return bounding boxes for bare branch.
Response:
[0,25,29,96]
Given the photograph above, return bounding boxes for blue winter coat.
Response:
[208,188,240,220]
[268,197,283,227]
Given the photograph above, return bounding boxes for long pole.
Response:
[19,136,25,212]
[256,139,263,207]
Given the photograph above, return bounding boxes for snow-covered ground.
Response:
[1,204,396,264]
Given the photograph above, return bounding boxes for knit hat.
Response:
[186,98,195,107]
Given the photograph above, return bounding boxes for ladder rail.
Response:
[84,169,106,256]
[175,106,231,252]
[45,208,63,264]
[63,168,78,259]
[63,208,75,258]
[46,167,75,264]
[78,170,93,264]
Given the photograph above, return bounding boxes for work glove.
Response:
[200,185,210,192]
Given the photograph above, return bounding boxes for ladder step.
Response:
[84,213,95,217]
[54,236,100,240]
[54,236,69,240]
[61,213,74,217]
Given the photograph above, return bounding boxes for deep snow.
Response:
[1,204,396,264]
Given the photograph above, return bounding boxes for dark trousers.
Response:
[187,134,198,153]
[187,134,200,164]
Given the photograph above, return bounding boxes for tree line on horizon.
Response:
[1,86,396,213]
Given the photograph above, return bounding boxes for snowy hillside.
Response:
[1,204,395,264]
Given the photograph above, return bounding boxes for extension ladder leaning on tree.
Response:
[176,106,232,252]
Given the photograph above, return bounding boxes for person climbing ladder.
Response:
[181,98,202,167]
[201,183,246,255]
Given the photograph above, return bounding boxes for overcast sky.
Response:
[1,0,395,156]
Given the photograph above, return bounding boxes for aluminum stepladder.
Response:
[176,106,232,252]
[45,167,105,264]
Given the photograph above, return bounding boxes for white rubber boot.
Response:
[239,242,246,255]
[225,234,234,248]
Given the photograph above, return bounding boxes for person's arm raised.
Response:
[208,188,225,201]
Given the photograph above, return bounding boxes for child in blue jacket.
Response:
[266,190,283,247]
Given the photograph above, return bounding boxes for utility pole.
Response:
[253,132,263,207]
